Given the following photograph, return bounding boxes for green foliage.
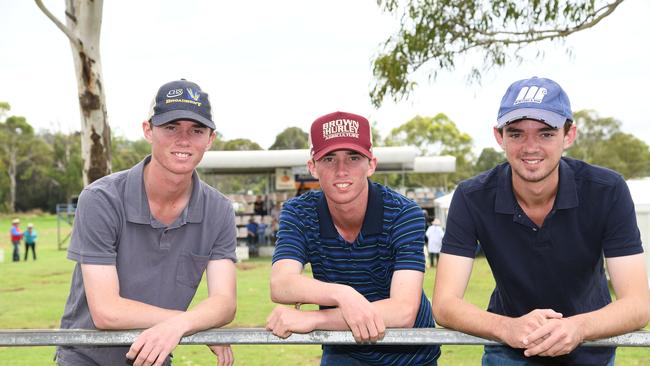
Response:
[566,110,650,179]
[45,132,84,205]
[213,138,263,151]
[371,0,625,106]
[370,121,383,146]
[0,101,10,118]
[207,138,266,194]
[474,147,505,174]
[383,114,475,189]
[0,113,42,212]
[269,127,309,150]
[111,135,150,172]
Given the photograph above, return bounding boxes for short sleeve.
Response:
[272,202,308,265]
[392,201,426,272]
[210,199,238,262]
[602,178,644,258]
[441,186,480,258]
[67,189,120,265]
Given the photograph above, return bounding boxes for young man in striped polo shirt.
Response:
[266,111,440,365]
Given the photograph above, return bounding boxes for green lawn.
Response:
[1,214,649,365]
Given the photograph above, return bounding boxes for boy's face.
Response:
[494,119,576,185]
[308,149,376,206]
[143,120,215,175]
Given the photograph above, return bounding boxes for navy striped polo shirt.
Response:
[273,181,440,365]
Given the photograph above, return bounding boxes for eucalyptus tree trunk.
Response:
[35,0,111,186]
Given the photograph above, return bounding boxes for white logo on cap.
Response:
[322,119,359,140]
[513,86,547,105]
[166,89,183,98]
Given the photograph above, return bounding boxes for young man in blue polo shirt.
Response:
[266,111,440,365]
[432,77,650,365]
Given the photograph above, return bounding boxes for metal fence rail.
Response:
[2,328,650,347]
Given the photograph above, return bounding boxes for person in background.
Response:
[246,218,259,247]
[425,218,443,268]
[258,220,268,246]
[23,222,37,261]
[433,77,650,365]
[56,79,236,366]
[10,218,23,262]
[267,111,440,365]
[254,195,268,216]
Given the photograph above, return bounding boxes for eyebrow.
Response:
[504,126,557,133]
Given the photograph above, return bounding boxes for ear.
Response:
[493,127,505,150]
[307,159,318,179]
[205,130,216,151]
[563,124,577,150]
[143,121,153,143]
[367,156,377,177]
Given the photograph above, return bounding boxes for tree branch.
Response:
[474,0,623,38]
[34,0,80,48]
[400,0,624,82]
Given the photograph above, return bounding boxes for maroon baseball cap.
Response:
[309,111,373,161]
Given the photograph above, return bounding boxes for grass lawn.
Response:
[1,214,649,365]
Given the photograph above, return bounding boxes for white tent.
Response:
[433,191,454,229]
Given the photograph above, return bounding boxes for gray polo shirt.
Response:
[56,156,236,366]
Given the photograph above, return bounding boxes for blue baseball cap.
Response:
[148,79,215,129]
[496,77,573,129]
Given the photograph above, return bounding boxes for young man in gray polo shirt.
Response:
[56,79,237,366]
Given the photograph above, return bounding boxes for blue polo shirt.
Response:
[442,157,643,365]
[273,181,440,365]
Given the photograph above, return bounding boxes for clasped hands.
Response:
[501,308,585,358]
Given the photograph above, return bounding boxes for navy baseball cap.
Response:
[148,79,215,129]
[496,77,573,129]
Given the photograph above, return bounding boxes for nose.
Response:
[334,158,348,176]
[174,130,192,146]
[521,135,541,154]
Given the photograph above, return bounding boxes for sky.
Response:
[1,0,649,154]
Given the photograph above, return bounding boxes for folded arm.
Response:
[267,259,424,341]
[83,259,236,366]
[524,253,650,357]
[82,263,181,329]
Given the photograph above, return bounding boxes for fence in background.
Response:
[2,328,650,347]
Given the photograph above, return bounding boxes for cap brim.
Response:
[312,142,372,161]
[496,108,568,129]
[151,110,215,130]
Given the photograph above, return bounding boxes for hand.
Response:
[335,286,385,343]
[265,306,315,338]
[523,317,584,357]
[125,320,185,366]
[499,309,563,349]
[208,344,234,366]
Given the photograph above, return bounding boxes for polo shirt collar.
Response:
[494,158,578,214]
[317,180,384,239]
[125,155,205,225]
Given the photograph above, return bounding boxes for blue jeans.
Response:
[12,240,20,261]
[320,350,371,366]
[482,345,615,366]
[320,348,438,366]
